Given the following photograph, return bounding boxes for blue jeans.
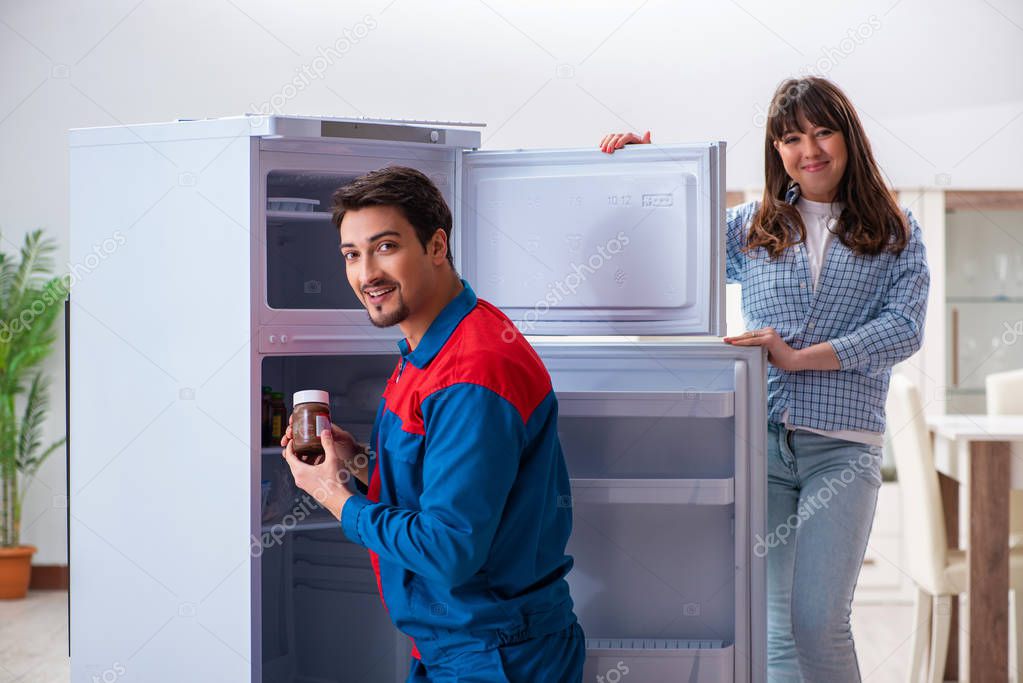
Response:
[764,423,883,683]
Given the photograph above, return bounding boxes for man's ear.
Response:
[429,228,450,265]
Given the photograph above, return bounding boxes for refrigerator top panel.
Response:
[69,114,483,148]
[459,143,725,337]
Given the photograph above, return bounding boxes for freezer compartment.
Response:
[261,528,411,683]
[567,503,735,643]
[258,149,454,329]
[584,639,734,683]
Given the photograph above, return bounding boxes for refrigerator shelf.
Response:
[570,477,733,505]
[556,390,734,418]
[587,638,727,649]
[584,639,734,682]
[260,508,339,534]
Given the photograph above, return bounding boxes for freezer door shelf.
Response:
[459,143,724,336]
[557,389,733,418]
[570,477,733,505]
[584,639,733,683]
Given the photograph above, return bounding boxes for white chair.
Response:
[987,369,1023,548]
[887,374,1023,683]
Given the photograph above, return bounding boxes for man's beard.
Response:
[367,294,410,328]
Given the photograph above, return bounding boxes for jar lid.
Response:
[293,389,330,406]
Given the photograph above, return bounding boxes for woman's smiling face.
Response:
[773,112,848,203]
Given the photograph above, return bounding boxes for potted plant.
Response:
[0,230,67,599]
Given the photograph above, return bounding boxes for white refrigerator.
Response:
[69,115,767,682]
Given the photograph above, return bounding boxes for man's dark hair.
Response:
[331,166,454,266]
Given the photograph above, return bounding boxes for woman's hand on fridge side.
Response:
[723,328,842,371]
[724,327,802,371]
[599,130,651,154]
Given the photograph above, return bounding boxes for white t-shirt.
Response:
[781,196,885,447]
[797,196,840,290]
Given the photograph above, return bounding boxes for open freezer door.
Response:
[457,143,725,336]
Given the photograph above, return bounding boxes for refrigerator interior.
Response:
[259,350,744,682]
[260,352,410,683]
[265,170,360,312]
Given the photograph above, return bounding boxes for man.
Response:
[281,166,584,681]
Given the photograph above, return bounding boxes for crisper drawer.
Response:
[584,639,733,682]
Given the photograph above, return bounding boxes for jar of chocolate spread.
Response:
[291,390,331,464]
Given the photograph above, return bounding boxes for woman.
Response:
[601,77,929,682]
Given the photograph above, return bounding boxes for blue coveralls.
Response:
[340,281,585,682]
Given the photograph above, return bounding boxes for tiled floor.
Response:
[0,591,69,683]
[0,591,919,682]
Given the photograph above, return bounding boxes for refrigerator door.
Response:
[459,143,725,336]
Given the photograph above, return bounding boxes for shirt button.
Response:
[807,322,816,331]
[799,281,807,289]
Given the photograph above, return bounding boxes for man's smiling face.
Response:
[339,204,435,328]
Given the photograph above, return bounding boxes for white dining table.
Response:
[927,414,1023,682]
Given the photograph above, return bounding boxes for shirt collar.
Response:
[784,182,801,205]
[396,279,477,368]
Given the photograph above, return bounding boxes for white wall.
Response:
[2,0,1021,563]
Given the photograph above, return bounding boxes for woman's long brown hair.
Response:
[747,77,908,259]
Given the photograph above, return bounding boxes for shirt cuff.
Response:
[829,335,867,371]
[340,494,370,547]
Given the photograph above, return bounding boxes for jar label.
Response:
[315,413,330,437]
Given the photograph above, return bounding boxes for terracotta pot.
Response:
[0,545,36,599]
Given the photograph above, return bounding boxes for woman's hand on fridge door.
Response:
[282,428,355,523]
[723,327,802,371]
[599,130,651,154]
[723,327,843,372]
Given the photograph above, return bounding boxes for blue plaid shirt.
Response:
[726,186,930,434]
